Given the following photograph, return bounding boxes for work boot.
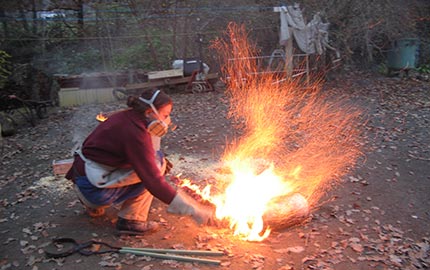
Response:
[116,217,159,235]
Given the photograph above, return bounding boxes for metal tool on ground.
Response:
[45,238,224,265]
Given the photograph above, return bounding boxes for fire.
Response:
[96,112,108,122]
[179,178,212,200]
[211,159,293,241]
[175,23,363,241]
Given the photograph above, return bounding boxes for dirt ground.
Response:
[0,72,429,270]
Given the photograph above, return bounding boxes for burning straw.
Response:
[181,23,364,241]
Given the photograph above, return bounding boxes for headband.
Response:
[138,90,162,117]
[139,89,160,106]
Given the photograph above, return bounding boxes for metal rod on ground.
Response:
[120,247,224,256]
[119,249,221,265]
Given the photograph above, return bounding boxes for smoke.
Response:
[68,106,96,153]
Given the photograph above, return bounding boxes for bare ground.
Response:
[0,72,429,270]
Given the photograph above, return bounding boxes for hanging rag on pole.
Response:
[277,4,339,56]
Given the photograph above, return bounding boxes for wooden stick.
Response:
[119,249,221,265]
[120,247,224,256]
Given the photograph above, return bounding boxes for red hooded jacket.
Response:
[65,109,177,204]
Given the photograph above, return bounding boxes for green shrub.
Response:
[376,63,389,75]
[416,64,430,74]
[112,39,173,71]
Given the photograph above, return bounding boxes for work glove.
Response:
[167,190,217,226]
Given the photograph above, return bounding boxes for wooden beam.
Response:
[148,69,183,80]
[125,73,219,90]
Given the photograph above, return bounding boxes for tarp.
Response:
[279,4,336,56]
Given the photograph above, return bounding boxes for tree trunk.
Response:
[364,28,373,64]
[31,0,37,35]
[284,29,293,77]
[144,29,161,70]
[182,16,189,59]
[77,0,84,37]
[0,9,9,38]
[172,0,179,58]
[17,0,29,33]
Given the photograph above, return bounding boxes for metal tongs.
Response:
[45,238,224,265]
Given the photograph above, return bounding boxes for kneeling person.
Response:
[65,89,215,235]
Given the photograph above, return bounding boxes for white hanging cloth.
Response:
[278,4,336,55]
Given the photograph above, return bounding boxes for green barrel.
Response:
[387,38,419,70]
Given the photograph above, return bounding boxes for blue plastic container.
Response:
[387,38,419,70]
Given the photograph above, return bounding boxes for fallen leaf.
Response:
[350,243,363,253]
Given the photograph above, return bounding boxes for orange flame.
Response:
[180,23,363,241]
[96,113,108,122]
[212,161,293,241]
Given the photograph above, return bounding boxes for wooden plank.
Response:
[52,159,74,175]
[125,73,219,90]
[147,69,183,80]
